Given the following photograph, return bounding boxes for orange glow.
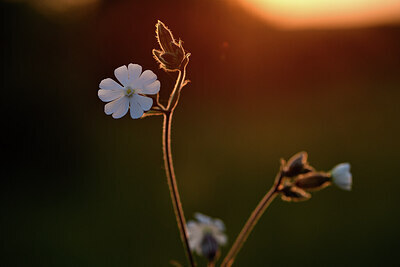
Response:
[237,0,400,28]
[7,0,99,14]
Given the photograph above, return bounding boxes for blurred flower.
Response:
[98,64,160,119]
[331,163,352,191]
[153,21,187,72]
[187,213,227,261]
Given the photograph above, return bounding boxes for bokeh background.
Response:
[2,0,400,266]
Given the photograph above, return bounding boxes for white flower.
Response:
[98,64,160,119]
[187,213,227,260]
[331,163,352,191]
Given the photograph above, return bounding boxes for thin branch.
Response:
[161,57,195,266]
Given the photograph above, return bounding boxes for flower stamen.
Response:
[125,86,135,97]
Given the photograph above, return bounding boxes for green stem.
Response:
[221,171,285,267]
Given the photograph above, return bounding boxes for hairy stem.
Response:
[161,58,194,266]
[167,55,189,111]
[221,171,284,267]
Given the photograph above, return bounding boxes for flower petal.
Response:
[104,96,128,118]
[128,63,142,83]
[334,173,352,191]
[137,80,160,95]
[213,219,225,231]
[129,98,144,119]
[136,70,157,87]
[99,78,123,90]
[111,97,129,119]
[187,220,197,229]
[331,163,352,191]
[98,89,124,102]
[214,232,227,246]
[134,94,153,111]
[114,65,129,87]
[195,213,212,225]
[331,163,350,177]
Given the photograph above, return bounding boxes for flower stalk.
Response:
[161,58,194,267]
[166,54,190,111]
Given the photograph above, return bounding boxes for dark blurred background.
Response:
[2,0,400,266]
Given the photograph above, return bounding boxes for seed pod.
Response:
[153,50,184,71]
[155,20,175,53]
[294,172,331,191]
[284,151,314,177]
[280,185,311,202]
[153,21,187,72]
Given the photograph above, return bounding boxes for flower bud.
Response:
[280,185,311,202]
[294,172,331,191]
[155,20,175,53]
[331,163,352,191]
[284,151,314,177]
[153,21,187,72]
[153,48,185,71]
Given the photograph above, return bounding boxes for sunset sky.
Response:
[237,0,400,28]
[8,0,400,28]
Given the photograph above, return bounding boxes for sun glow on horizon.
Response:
[238,0,400,29]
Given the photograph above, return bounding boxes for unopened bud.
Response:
[155,20,175,53]
[280,185,311,202]
[154,21,187,71]
[153,49,185,71]
[284,151,313,177]
[294,172,331,191]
